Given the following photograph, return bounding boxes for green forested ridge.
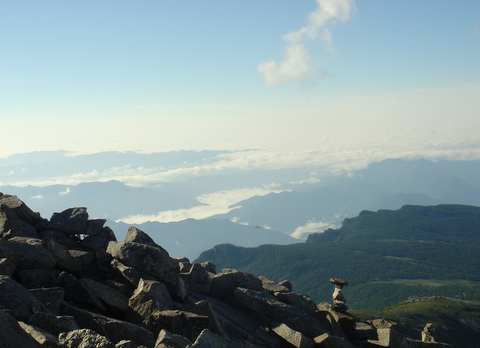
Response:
[195,204,480,310]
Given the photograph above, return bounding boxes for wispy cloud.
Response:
[258,0,355,86]
[119,185,287,224]
[290,219,336,239]
[59,187,70,195]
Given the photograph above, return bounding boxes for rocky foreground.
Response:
[0,193,454,348]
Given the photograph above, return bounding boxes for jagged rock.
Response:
[313,333,344,348]
[0,257,15,275]
[124,226,161,248]
[273,291,317,315]
[59,271,107,312]
[259,275,290,294]
[143,310,210,342]
[191,329,245,348]
[0,194,43,226]
[233,287,327,339]
[0,204,24,239]
[326,309,356,335]
[19,268,62,289]
[18,321,61,348]
[368,328,411,348]
[107,241,179,285]
[79,277,129,313]
[181,300,227,338]
[0,275,49,321]
[28,287,65,314]
[0,236,56,270]
[209,268,263,299]
[311,310,349,340]
[279,279,292,291]
[81,226,117,250]
[127,278,174,324]
[85,219,107,236]
[177,257,192,273]
[272,322,315,348]
[180,263,214,295]
[43,237,82,273]
[349,321,377,341]
[200,261,216,274]
[28,311,79,335]
[38,229,82,250]
[155,329,193,348]
[0,309,43,348]
[111,258,157,286]
[59,328,115,348]
[69,249,96,266]
[49,207,89,235]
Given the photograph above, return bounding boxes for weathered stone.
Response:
[272,322,315,348]
[28,287,65,314]
[0,236,56,270]
[59,272,106,312]
[177,257,192,273]
[233,287,327,339]
[59,328,114,348]
[19,268,62,289]
[327,309,356,334]
[38,229,82,250]
[69,249,96,266]
[111,258,157,286]
[0,204,24,239]
[85,219,107,236]
[18,321,61,348]
[28,311,79,335]
[171,274,189,303]
[127,278,174,324]
[49,207,89,234]
[279,279,292,291]
[200,261,216,274]
[0,257,15,275]
[143,310,210,342]
[311,310,349,340]
[368,328,411,348]
[274,291,317,315]
[349,321,377,341]
[210,268,263,299]
[181,300,227,338]
[314,333,356,348]
[124,226,161,249]
[62,304,156,347]
[371,318,398,329]
[0,309,43,348]
[115,340,148,348]
[43,237,82,273]
[80,277,129,313]
[191,329,245,348]
[107,241,179,284]
[259,275,290,294]
[155,329,193,348]
[0,275,49,321]
[0,194,43,226]
[81,226,117,250]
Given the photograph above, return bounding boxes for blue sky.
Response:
[1,0,479,162]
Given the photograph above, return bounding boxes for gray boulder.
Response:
[28,287,65,314]
[18,321,61,348]
[191,329,246,348]
[0,236,56,270]
[0,257,15,275]
[107,241,179,285]
[80,226,117,250]
[127,278,174,324]
[124,226,161,249]
[79,278,129,313]
[272,322,315,348]
[155,329,193,348]
[28,311,79,335]
[43,237,82,273]
[59,328,114,348]
[0,194,43,226]
[0,275,49,321]
[209,268,262,299]
[49,208,89,235]
[0,309,43,348]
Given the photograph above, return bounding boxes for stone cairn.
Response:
[422,323,435,343]
[330,278,348,313]
[0,192,454,348]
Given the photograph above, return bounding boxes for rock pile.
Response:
[0,193,454,348]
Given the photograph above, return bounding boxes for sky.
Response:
[1,0,480,163]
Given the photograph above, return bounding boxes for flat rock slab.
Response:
[0,237,55,270]
[272,322,314,348]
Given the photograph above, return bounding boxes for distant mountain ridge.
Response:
[196,204,480,311]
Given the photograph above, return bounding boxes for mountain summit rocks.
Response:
[0,193,454,348]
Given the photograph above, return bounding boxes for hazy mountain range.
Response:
[1,150,480,259]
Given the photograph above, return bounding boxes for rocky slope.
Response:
[0,192,453,347]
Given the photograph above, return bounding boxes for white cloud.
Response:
[59,187,71,195]
[289,177,321,185]
[258,0,355,86]
[31,195,43,200]
[119,185,286,224]
[290,219,336,239]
